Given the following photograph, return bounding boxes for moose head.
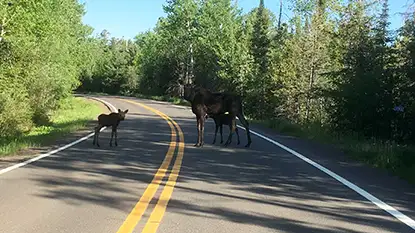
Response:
[177,78,196,103]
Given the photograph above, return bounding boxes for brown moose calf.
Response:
[92,109,129,147]
[207,113,240,145]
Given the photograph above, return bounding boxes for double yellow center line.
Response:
[116,99,185,233]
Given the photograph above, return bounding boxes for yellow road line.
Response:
[141,119,185,233]
[116,99,180,233]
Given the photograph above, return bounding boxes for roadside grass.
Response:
[134,93,191,106]
[75,91,191,107]
[250,117,415,185]
[0,97,102,157]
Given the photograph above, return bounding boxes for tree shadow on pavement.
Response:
[21,114,415,233]
[166,117,415,233]
[26,116,173,212]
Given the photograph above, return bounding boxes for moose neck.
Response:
[184,91,195,103]
[183,86,196,103]
[198,87,211,96]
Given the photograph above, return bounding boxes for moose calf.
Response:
[92,109,129,147]
[206,113,240,145]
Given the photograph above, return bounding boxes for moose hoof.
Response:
[245,143,251,148]
[237,141,241,145]
[115,142,118,146]
[195,142,204,147]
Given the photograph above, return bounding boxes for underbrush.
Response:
[251,117,415,184]
[0,97,102,156]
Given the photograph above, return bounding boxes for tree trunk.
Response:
[185,20,194,84]
[278,0,283,29]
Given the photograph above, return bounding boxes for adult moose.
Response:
[179,82,252,148]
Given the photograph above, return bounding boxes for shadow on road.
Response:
[24,113,414,233]
[27,117,172,211]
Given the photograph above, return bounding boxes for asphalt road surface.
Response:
[1,95,415,233]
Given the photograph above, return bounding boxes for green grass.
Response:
[251,117,415,185]
[75,91,191,107]
[0,97,102,156]
[134,93,191,106]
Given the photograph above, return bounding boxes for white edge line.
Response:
[128,103,415,229]
[9,96,411,229]
[173,105,190,110]
[185,107,415,229]
[0,96,118,176]
[233,118,415,230]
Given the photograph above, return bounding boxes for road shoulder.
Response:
[134,96,415,227]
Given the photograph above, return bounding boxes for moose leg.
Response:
[93,125,103,147]
[224,117,235,146]
[92,126,97,145]
[110,126,115,147]
[195,116,205,147]
[220,125,223,144]
[212,124,219,144]
[114,127,118,146]
[237,112,252,147]
[235,127,240,145]
[195,117,201,147]
[199,116,205,147]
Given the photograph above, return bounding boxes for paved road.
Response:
[1,96,415,233]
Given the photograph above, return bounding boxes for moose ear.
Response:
[124,109,129,113]
[118,109,122,113]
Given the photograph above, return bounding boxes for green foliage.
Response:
[5,0,415,181]
[0,0,94,137]
[114,0,415,182]
[0,78,32,136]
[77,0,415,143]
[77,34,139,95]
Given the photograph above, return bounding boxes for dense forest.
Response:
[2,0,415,179]
[78,0,415,142]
